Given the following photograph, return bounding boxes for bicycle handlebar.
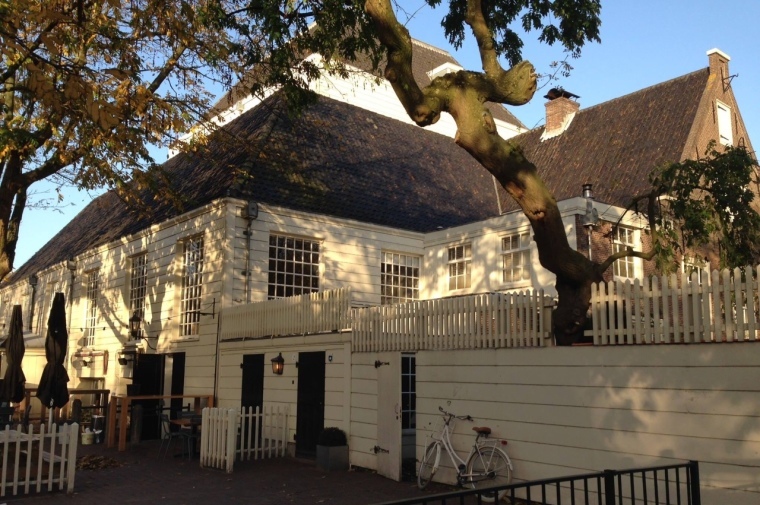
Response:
[438,406,473,421]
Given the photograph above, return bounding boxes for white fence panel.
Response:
[200,406,289,473]
[219,288,352,341]
[353,290,551,352]
[0,423,78,497]
[590,266,760,344]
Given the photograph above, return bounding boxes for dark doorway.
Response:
[241,354,265,449]
[296,351,325,457]
[241,354,265,410]
[132,353,164,439]
[168,353,186,419]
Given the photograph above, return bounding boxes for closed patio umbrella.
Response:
[36,292,70,410]
[0,305,26,403]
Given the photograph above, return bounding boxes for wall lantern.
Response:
[271,353,285,375]
[129,311,142,340]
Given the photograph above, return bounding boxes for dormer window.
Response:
[426,62,463,81]
[716,100,732,146]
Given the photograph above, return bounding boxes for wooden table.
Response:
[170,417,203,457]
[106,394,213,451]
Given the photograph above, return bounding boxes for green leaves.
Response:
[431,0,601,66]
[649,143,760,270]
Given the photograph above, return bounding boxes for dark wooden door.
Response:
[169,352,186,419]
[240,354,265,448]
[295,351,325,457]
[241,354,265,409]
[132,353,164,439]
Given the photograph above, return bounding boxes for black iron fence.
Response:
[374,461,700,505]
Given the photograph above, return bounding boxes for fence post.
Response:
[225,409,237,473]
[688,460,701,505]
[603,469,616,505]
[66,422,79,493]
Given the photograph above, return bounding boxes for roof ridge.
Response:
[576,67,709,117]
[411,38,452,58]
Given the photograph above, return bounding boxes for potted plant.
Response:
[316,427,349,471]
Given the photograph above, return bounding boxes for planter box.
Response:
[316,445,349,471]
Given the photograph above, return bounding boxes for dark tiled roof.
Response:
[500,69,709,211]
[9,95,500,283]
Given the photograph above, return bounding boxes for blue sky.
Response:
[14,0,759,268]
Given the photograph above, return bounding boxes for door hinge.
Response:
[372,445,389,454]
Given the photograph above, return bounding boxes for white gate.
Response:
[0,423,79,497]
[199,406,289,473]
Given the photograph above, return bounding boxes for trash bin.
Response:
[91,415,105,444]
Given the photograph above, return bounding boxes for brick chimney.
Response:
[542,88,580,140]
[707,48,730,79]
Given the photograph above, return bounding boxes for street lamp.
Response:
[129,311,142,340]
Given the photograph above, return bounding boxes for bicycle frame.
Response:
[427,411,503,485]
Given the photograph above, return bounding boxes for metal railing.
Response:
[374,461,700,505]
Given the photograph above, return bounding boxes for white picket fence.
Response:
[353,290,551,352]
[199,406,289,473]
[590,266,760,345]
[219,288,352,341]
[0,423,79,497]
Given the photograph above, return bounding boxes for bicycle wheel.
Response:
[418,442,440,489]
[466,446,512,502]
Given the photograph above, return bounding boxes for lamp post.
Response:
[271,353,285,375]
[28,274,38,331]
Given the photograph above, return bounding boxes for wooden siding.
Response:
[416,345,760,505]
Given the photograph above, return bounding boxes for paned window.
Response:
[501,232,531,284]
[130,254,148,332]
[447,244,472,291]
[180,237,204,337]
[401,354,416,430]
[84,271,99,347]
[268,235,320,299]
[683,256,707,285]
[381,253,420,305]
[717,101,733,146]
[612,226,637,280]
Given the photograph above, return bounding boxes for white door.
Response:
[376,352,402,481]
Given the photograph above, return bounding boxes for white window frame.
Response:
[447,243,472,291]
[612,226,638,280]
[381,252,421,305]
[716,100,733,146]
[84,271,99,347]
[180,237,204,337]
[129,253,148,333]
[501,231,532,286]
[268,234,320,299]
[682,256,707,285]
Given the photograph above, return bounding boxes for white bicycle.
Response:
[418,406,513,502]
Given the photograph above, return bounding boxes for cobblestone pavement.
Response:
[2,441,457,505]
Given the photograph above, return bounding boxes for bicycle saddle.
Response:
[472,426,491,436]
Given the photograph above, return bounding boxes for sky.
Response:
[13,0,760,269]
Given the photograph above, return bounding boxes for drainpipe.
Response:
[242,202,259,304]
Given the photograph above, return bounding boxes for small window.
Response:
[501,232,531,285]
[612,226,637,280]
[401,354,416,430]
[381,252,420,305]
[717,101,732,146]
[447,244,472,291]
[268,234,320,299]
